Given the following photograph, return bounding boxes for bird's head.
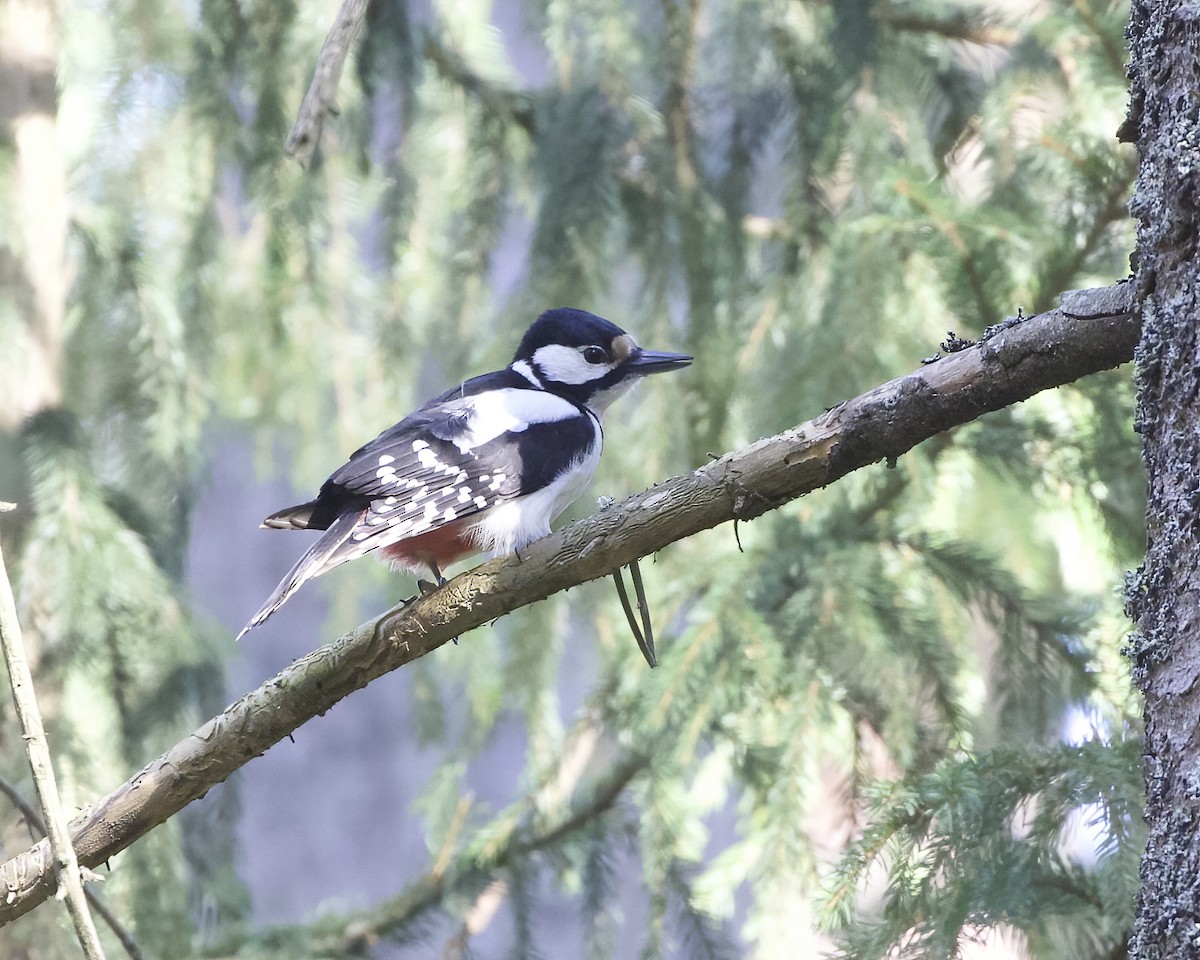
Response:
[511,308,692,413]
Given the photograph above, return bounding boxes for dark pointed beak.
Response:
[627,350,693,375]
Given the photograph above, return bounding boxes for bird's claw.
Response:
[417,563,449,596]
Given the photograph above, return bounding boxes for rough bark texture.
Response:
[0,286,1138,924]
[1125,6,1200,958]
[284,0,370,165]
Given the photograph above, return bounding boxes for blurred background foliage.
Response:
[0,0,1141,957]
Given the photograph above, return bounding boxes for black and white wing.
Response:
[327,382,595,546]
[239,379,598,635]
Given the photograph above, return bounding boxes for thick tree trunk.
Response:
[1125,6,1200,958]
[0,0,66,429]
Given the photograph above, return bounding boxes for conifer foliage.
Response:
[0,0,1139,958]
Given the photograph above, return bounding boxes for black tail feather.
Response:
[261,501,317,530]
[237,509,365,639]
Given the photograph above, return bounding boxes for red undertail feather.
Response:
[379,516,479,573]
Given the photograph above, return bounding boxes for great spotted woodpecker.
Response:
[238,308,691,638]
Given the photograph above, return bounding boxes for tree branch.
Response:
[873,10,1020,47]
[0,774,143,960]
[421,33,535,133]
[239,697,630,951]
[334,752,646,954]
[0,528,106,955]
[0,281,1138,925]
[285,0,371,165]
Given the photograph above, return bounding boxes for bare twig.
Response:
[422,33,535,132]
[0,536,106,956]
[285,0,371,165]
[307,710,631,953]
[874,10,1019,46]
[613,563,657,668]
[0,774,40,842]
[337,753,647,953]
[439,880,508,960]
[0,283,1139,924]
[629,559,655,660]
[0,775,143,960]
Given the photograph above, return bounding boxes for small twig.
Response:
[873,10,1019,46]
[0,774,43,843]
[612,568,642,659]
[613,564,657,668]
[0,774,143,960]
[629,559,656,664]
[422,33,536,133]
[285,0,371,165]
[439,880,508,960]
[0,536,106,957]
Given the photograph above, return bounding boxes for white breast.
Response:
[467,422,603,557]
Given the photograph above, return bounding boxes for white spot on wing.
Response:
[467,436,603,556]
[379,454,395,465]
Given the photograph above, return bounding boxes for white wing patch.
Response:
[334,386,601,562]
[452,388,580,452]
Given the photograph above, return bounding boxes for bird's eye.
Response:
[582,346,609,364]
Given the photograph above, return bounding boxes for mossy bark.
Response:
[1124,5,1200,958]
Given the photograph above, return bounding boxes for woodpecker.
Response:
[238,308,692,638]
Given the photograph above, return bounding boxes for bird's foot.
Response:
[417,563,449,596]
[417,564,458,644]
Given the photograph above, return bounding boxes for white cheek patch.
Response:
[531,344,613,385]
